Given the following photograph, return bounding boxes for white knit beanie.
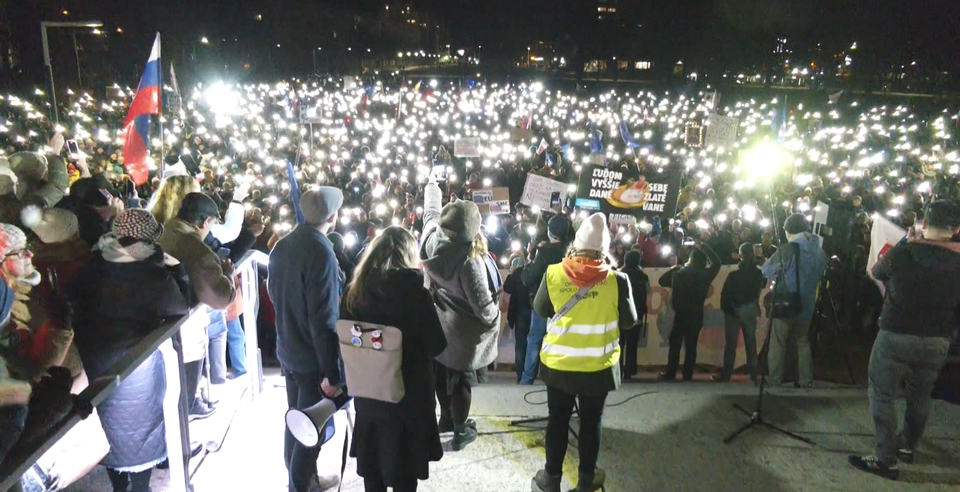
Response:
[574,213,610,252]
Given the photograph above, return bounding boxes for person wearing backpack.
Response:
[340,226,447,492]
[762,214,828,388]
[529,213,636,492]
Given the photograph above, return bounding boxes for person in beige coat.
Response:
[159,192,236,421]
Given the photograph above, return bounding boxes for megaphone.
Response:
[285,399,337,448]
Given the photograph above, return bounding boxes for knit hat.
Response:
[573,213,610,252]
[0,158,18,196]
[0,223,27,258]
[300,187,344,225]
[783,214,810,235]
[7,152,48,183]
[439,199,482,244]
[112,209,163,244]
[20,205,79,244]
[547,215,571,242]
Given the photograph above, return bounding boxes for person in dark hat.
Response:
[268,186,345,492]
[519,214,572,384]
[762,213,827,388]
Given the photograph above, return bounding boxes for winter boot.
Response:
[531,469,561,492]
[451,422,477,451]
[569,469,605,492]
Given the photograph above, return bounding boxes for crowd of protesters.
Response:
[0,76,957,491]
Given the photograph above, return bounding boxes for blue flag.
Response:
[589,123,604,155]
[286,160,305,224]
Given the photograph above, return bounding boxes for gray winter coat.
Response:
[419,183,501,372]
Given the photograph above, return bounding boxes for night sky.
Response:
[5,0,960,86]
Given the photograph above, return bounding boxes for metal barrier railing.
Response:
[0,250,269,492]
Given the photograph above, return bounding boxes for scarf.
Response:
[561,256,610,288]
[96,234,179,266]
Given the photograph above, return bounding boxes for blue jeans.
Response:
[513,306,531,382]
[226,317,247,376]
[207,309,228,384]
[521,311,547,384]
[868,330,950,464]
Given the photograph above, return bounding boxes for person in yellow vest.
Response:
[530,213,637,492]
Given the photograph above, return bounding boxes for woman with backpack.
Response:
[340,226,447,492]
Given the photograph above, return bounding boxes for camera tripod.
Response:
[723,319,816,446]
[723,186,816,447]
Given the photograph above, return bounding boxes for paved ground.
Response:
[67,369,960,492]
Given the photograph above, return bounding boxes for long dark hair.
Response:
[344,226,419,312]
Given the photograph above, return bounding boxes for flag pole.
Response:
[157,33,165,179]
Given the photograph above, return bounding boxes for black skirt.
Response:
[350,398,443,484]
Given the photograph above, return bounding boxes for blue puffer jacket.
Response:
[762,232,827,323]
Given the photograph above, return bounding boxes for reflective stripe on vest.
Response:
[540,264,620,373]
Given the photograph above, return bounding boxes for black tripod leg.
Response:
[723,420,756,444]
[509,416,550,426]
[731,403,754,418]
[760,421,816,446]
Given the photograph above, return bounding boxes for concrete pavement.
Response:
[66,370,960,492]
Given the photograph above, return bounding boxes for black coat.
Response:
[503,266,531,327]
[69,250,190,379]
[720,261,767,315]
[620,265,650,318]
[339,268,447,484]
[68,249,189,469]
[521,241,568,301]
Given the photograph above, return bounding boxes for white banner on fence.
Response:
[867,216,906,295]
[520,174,568,210]
[704,114,739,149]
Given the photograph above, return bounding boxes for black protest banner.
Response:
[574,164,681,223]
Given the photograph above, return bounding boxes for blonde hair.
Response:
[469,233,488,259]
[345,226,419,313]
[148,176,201,225]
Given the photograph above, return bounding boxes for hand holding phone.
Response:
[66,139,81,160]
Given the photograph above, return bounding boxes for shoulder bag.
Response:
[336,320,404,403]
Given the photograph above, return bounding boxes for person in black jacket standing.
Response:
[268,187,345,492]
[658,240,721,381]
[850,201,960,480]
[619,250,649,379]
[503,260,532,383]
[519,215,571,384]
[714,243,768,382]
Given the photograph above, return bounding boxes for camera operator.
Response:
[849,200,960,480]
[762,214,827,388]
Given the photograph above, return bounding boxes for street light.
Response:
[201,36,209,44]
[40,20,103,123]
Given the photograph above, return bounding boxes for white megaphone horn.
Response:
[285,399,338,448]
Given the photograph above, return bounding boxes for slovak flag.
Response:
[122,34,162,185]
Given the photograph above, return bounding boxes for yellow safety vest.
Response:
[541,264,620,373]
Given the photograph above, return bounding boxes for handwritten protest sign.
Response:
[520,175,569,210]
[704,114,739,149]
[454,137,481,157]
